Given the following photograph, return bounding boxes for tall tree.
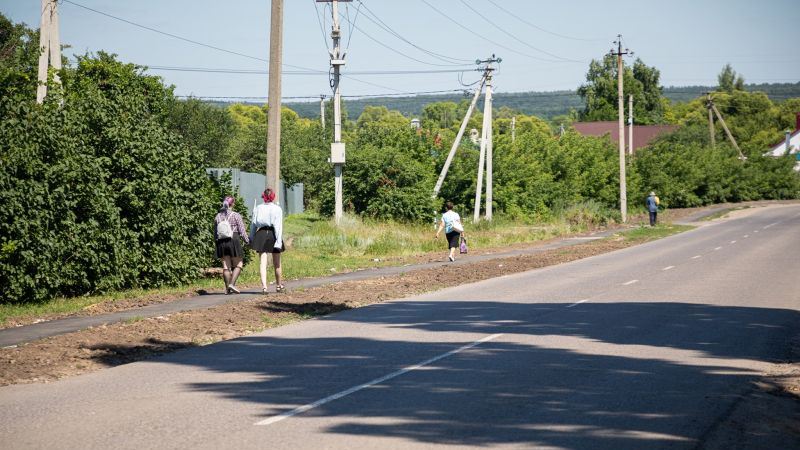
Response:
[717,64,745,92]
[167,98,236,167]
[577,55,665,124]
[356,105,408,128]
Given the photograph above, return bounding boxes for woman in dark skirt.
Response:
[249,188,285,294]
[434,201,464,262]
[214,196,249,294]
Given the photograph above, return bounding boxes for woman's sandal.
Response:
[261,287,268,295]
[276,284,286,293]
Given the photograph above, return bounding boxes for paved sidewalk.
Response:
[0,205,732,349]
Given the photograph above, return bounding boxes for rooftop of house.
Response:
[571,121,679,152]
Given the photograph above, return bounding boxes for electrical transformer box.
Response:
[330,142,346,164]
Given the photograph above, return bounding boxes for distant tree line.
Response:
[273,83,800,122]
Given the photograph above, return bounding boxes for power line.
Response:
[177,88,798,102]
[343,2,363,52]
[459,0,585,63]
[340,9,472,68]
[62,0,323,73]
[175,88,468,101]
[312,0,331,54]
[484,0,607,42]
[143,65,473,76]
[419,0,567,64]
[355,0,473,65]
[340,73,404,92]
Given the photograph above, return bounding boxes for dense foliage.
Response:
[0,16,225,303]
[636,89,800,207]
[578,55,666,124]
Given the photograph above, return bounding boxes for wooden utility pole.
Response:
[265,0,284,203]
[36,0,61,104]
[611,35,632,223]
[628,94,633,155]
[432,76,486,198]
[706,93,716,148]
[709,100,745,159]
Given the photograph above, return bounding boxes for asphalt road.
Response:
[1,204,799,449]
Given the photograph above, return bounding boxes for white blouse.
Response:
[250,202,284,249]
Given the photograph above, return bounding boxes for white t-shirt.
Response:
[441,210,461,233]
[250,202,284,249]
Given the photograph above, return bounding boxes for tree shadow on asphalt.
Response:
[153,300,800,449]
[85,338,200,366]
[260,301,351,317]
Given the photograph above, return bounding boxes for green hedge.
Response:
[0,54,218,304]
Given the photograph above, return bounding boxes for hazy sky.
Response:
[2,0,798,101]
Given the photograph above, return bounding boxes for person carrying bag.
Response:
[435,201,465,262]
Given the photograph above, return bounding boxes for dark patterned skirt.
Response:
[446,231,461,249]
[216,232,244,258]
[252,226,284,254]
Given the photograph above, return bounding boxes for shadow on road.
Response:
[154,301,800,448]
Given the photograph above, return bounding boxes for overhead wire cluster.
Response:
[59,0,792,101]
[60,0,603,99]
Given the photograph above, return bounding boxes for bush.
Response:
[635,126,800,208]
[0,52,218,304]
[320,123,437,222]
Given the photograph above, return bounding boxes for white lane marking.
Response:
[691,255,702,259]
[743,235,749,238]
[662,266,675,271]
[753,230,759,233]
[763,222,779,229]
[730,240,737,244]
[255,333,504,426]
[623,280,639,286]
[714,247,722,251]
[567,299,589,308]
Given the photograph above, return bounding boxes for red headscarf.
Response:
[262,189,276,203]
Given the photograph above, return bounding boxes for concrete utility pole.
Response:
[432,76,486,199]
[473,89,489,223]
[265,0,284,203]
[628,94,633,155]
[706,93,716,148]
[320,95,326,129]
[36,0,61,104]
[473,55,500,223]
[320,0,351,225]
[484,65,495,221]
[611,35,632,223]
